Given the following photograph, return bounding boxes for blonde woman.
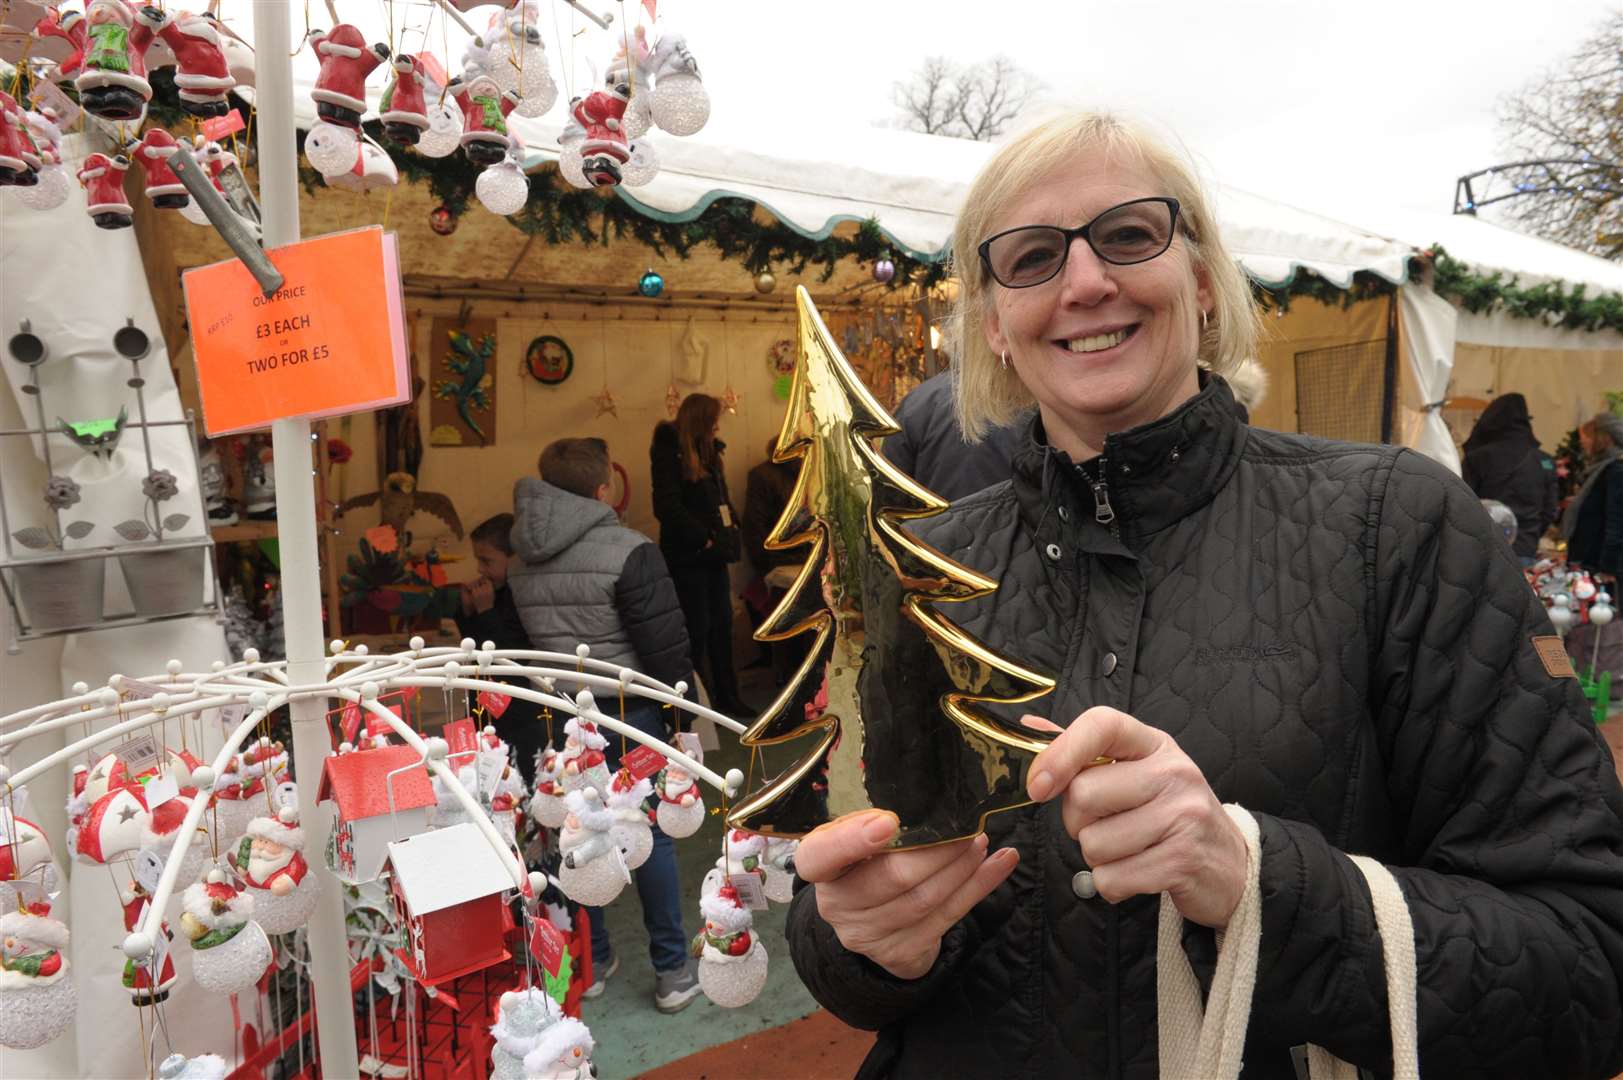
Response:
[786,112,1623,1079]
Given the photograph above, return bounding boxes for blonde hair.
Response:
[948,111,1260,441]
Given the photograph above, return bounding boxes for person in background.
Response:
[508,437,701,1014]
[454,513,543,784]
[1563,410,1623,583]
[1462,392,1558,562]
[650,393,751,716]
[882,368,1025,501]
[741,437,799,674]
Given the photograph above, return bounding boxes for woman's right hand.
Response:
[794,809,1019,980]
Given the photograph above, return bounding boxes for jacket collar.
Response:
[1010,372,1248,545]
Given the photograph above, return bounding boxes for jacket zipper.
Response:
[1085,459,1121,541]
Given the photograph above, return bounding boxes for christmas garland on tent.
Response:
[1423,245,1623,334]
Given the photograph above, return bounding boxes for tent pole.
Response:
[252,1,361,1075]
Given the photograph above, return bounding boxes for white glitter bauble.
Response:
[191,920,272,994]
[619,140,659,187]
[530,792,568,829]
[558,143,590,189]
[557,853,626,906]
[649,73,709,136]
[0,975,77,1049]
[490,1047,526,1080]
[212,798,259,843]
[149,837,211,889]
[488,40,558,117]
[699,939,767,1008]
[622,94,653,140]
[655,798,704,839]
[476,159,529,216]
[416,102,464,160]
[13,165,70,211]
[249,874,320,936]
[304,121,358,177]
[613,819,652,871]
[764,866,795,904]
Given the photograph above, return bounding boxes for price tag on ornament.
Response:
[144,772,181,810]
[622,744,667,782]
[202,110,246,141]
[476,752,509,796]
[148,906,172,979]
[272,781,298,814]
[1,782,32,822]
[220,703,248,728]
[182,226,411,436]
[133,853,165,896]
[673,731,703,764]
[338,700,363,744]
[728,872,769,912]
[443,718,479,757]
[119,678,165,700]
[476,690,511,718]
[366,702,403,741]
[528,917,566,976]
[611,845,632,885]
[29,80,81,130]
[112,733,163,775]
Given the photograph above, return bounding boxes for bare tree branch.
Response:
[892,55,1043,141]
[1494,11,1623,260]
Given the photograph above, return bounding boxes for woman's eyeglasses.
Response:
[977,197,1182,289]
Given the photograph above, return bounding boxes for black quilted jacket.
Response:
[787,377,1623,1080]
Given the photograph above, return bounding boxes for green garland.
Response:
[1426,246,1623,334]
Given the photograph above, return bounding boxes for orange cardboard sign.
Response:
[182,227,410,435]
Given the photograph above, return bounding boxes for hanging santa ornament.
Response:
[134,7,236,119]
[212,738,288,840]
[228,806,318,935]
[486,1,557,118]
[645,33,709,137]
[720,828,769,886]
[653,764,704,839]
[309,24,390,128]
[450,74,520,167]
[416,100,466,160]
[557,787,629,907]
[379,54,431,146]
[131,126,191,210]
[0,910,76,1050]
[872,258,896,284]
[638,269,665,298]
[569,55,633,187]
[557,714,608,791]
[694,881,767,1007]
[179,870,273,995]
[606,769,653,871]
[76,151,134,230]
[476,150,530,216]
[428,204,459,235]
[303,120,360,177]
[0,814,59,916]
[119,877,178,1004]
[30,9,89,85]
[528,748,569,829]
[74,0,153,122]
[0,91,39,188]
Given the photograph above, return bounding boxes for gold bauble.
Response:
[754,271,777,295]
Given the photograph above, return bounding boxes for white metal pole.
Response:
[252,1,360,1074]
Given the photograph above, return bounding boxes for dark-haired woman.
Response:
[651,393,750,717]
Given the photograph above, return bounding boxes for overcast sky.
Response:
[240,0,1615,225]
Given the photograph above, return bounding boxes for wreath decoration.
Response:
[525,335,575,385]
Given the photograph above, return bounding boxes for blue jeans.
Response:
[579,700,688,974]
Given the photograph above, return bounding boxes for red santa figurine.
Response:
[134,6,236,118]
[0,91,39,187]
[449,73,519,167]
[77,152,134,229]
[131,126,190,209]
[33,9,89,83]
[309,23,390,128]
[379,53,430,147]
[75,0,153,122]
[120,879,178,1004]
[229,806,318,935]
[654,764,705,839]
[569,59,632,187]
[558,716,608,787]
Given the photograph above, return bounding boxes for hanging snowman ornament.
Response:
[556,787,628,907]
[0,910,76,1050]
[156,1052,229,1079]
[653,764,704,839]
[644,32,709,137]
[179,870,273,994]
[485,1,557,118]
[490,986,568,1080]
[523,1016,596,1080]
[228,806,319,935]
[529,748,569,829]
[1549,593,1575,636]
[692,881,767,1008]
[605,768,653,871]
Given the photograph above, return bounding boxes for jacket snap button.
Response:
[1072,870,1097,899]
[1102,652,1118,677]
[1169,448,1181,463]
[1045,543,1062,561]
[1056,505,1069,522]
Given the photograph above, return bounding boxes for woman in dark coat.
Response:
[1562,410,1623,582]
[1461,392,1558,559]
[650,393,749,716]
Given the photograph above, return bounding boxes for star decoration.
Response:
[118,805,139,824]
[90,764,108,782]
[590,387,619,419]
[721,385,742,415]
[665,383,682,417]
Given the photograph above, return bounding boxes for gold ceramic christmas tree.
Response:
[726,287,1054,847]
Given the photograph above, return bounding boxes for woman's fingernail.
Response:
[864,813,897,843]
[995,847,1020,866]
[973,833,989,852]
[1028,771,1054,801]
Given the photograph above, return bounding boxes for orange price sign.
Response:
[182,226,410,435]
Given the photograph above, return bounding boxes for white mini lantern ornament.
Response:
[1590,591,1615,627]
[646,34,709,137]
[529,747,569,829]
[304,119,359,177]
[694,881,768,1007]
[229,805,319,935]
[557,788,627,907]
[605,771,653,871]
[0,910,76,1050]
[179,871,273,995]
[417,100,465,160]
[13,163,71,211]
[476,152,530,216]
[486,1,558,118]
[653,764,704,839]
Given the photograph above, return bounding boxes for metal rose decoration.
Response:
[12,476,95,550]
[116,470,191,542]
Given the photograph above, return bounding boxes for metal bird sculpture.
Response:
[338,471,464,549]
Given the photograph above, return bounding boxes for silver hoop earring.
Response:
[1000,351,1011,371]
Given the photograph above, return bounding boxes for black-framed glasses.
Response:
[977,197,1182,289]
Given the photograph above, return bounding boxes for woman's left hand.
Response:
[1022,708,1249,929]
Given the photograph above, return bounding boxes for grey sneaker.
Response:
[653,957,702,1014]
[582,952,619,999]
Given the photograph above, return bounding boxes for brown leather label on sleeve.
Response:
[1531,636,1577,679]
